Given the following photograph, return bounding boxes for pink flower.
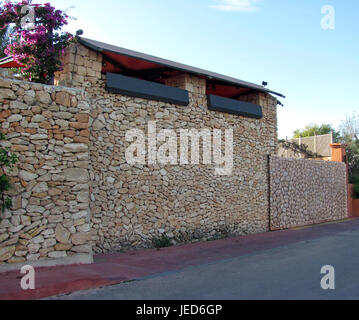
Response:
[1,1,76,83]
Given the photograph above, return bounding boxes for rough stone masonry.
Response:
[0,42,348,268]
[0,69,93,268]
[269,156,348,230]
[54,43,278,254]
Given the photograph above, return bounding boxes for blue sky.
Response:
[39,0,358,138]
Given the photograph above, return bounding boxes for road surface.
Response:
[51,220,359,300]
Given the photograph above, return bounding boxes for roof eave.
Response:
[78,37,285,98]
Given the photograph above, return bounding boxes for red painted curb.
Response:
[0,279,119,300]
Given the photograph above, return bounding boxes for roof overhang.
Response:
[79,37,285,99]
[0,56,22,68]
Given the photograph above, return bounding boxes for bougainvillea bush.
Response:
[0,1,77,83]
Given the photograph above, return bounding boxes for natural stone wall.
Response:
[0,75,93,266]
[1,42,349,265]
[269,156,347,230]
[56,43,279,253]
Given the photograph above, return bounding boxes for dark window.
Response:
[106,72,189,106]
[207,94,263,119]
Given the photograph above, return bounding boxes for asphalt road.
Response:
[53,222,359,300]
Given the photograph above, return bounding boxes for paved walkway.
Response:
[1,218,358,300]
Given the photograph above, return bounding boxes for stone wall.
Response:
[54,43,102,88]
[55,43,279,253]
[0,75,93,268]
[269,156,348,230]
[1,42,349,267]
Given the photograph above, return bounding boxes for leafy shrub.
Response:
[350,176,359,199]
[0,133,18,213]
[152,234,172,249]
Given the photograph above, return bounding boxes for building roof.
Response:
[0,56,22,68]
[79,37,285,98]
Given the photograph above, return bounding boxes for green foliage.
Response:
[349,176,359,199]
[0,1,79,84]
[346,141,359,180]
[339,112,359,142]
[339,112,359,179]
[0,133,18,213]
[152,234,172,249]
[0,24,9,58]
[293,123,340,141]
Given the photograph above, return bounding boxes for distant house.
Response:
[278,133,334,160]
[290,133,333,158]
